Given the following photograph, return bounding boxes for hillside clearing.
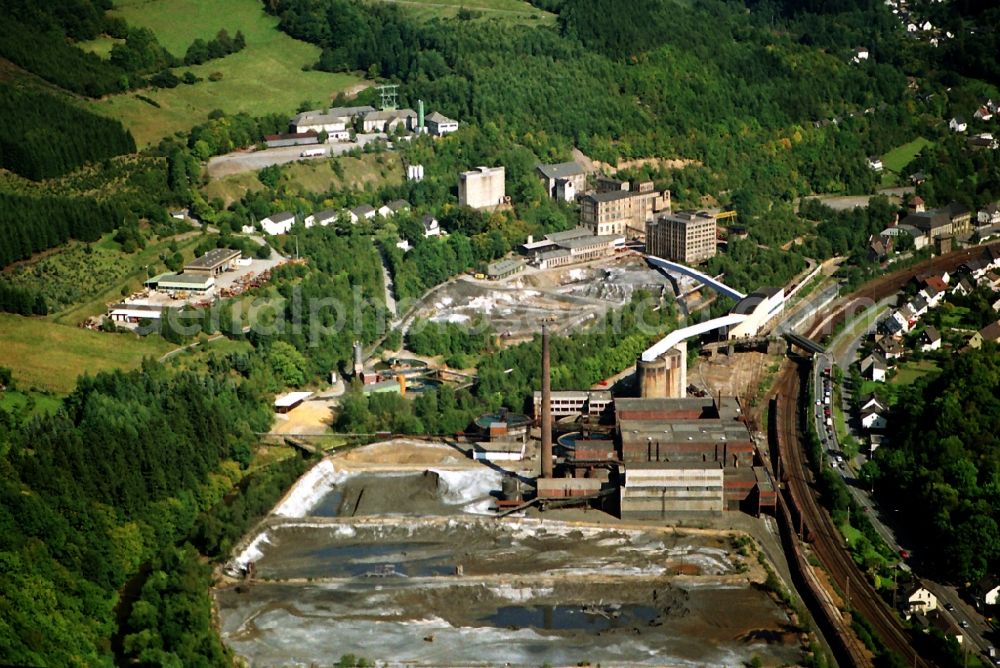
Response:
[375,0,555,23]
[0,314,173,394]
[202,153,405,205]
[881,137,932,174]
[91,0,362,146]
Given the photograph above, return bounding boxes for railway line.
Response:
[770,243,1000,667]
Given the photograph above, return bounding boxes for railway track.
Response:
[771,243,999,667]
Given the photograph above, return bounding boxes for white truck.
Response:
[300,148,326,158]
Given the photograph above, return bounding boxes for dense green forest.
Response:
[866,348,1000,584]
[0,86,136,180]
[0,360,274,664]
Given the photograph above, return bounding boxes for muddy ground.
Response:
[214,443,806,667]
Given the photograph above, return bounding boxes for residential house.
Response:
[920,277,947,306]
[974,106,994,122]
[862,406,888,430]
[868,156,884,171]
[969,320,1000,349]
[978,202,1000,226]
[378,199,411,218]
[909,195,926,213]
[852,47,869,63]
[920,326,941,352]
[304,208,338,228]
[949,116,967,133]
[910,294,929,317]
[860,394,886,413]
[350,204,376,223]
[536,162,587,202]
[926,610,964,645]
[869,234,892,262]
[261,212,296,236]
[910,172,928,186]
[387,199,411,216]
[968,133,999,150]
[904,583,938,617]
[882,312,908,336]
[877,336,906,360]
[975,577,1000,609]
[861,352,888,382]
[395,238,411,253]
[421,214,441,238]
[984,270,1000,291]
[951,276,974,296]
[425,111,459,136]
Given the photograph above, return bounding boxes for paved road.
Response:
[207,133,390,178]
[812,302,999,664]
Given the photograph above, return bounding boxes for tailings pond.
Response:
[215,446,806,667]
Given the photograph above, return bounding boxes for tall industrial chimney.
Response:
[541,326,553,479]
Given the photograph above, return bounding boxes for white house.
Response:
[241,224,256,235]
[395,238,411,253]
[949,116,967,133]
[307,209,338,228]
[905,584,938,618]
[861,352,888,382]
[378,199,411,218]
[978,578,1000,608]
[350,204,376,223]
[978,203,1000,226]
[974,106,994,122]
[920,20,933,31]
[425,111,459,136]
[261,212,295,236]
[852,47,869,63]
[868,157,884,172]
[862,408,888,431]
[920,326,941,352]
[422,214,442,238]
[860,394,886,414]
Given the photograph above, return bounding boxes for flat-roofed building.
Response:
[459,166,505,209]
[532,390,612,419]
[620,463,725,515]
[536,233,623,269]
[290,106,374,134]
[274,391,314,414]
[646,211,717,264]
[487,258,526,280]
[184,248,242,277]
[536,162,586,201]
[579,181,670,237]
[145,272,215,293]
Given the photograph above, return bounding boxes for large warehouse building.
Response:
[613,396,774,516]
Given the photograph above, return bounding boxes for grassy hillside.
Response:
[202,152,405,205]
[881,136,933,174]
[375,0,555,23]
[0,313,173,393]
[91,0,362,146]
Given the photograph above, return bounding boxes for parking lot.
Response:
[207,133,390,178]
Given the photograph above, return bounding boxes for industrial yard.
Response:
[215,441,807,667]
[419,255,674,341]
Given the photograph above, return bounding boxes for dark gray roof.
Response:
[313,208,338,221]
[185,247,240,269]
[537,161,584,180]
[583,190,635,203]
[268,211,295,223]
[352,204,375,216]
[902,211,950,231]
